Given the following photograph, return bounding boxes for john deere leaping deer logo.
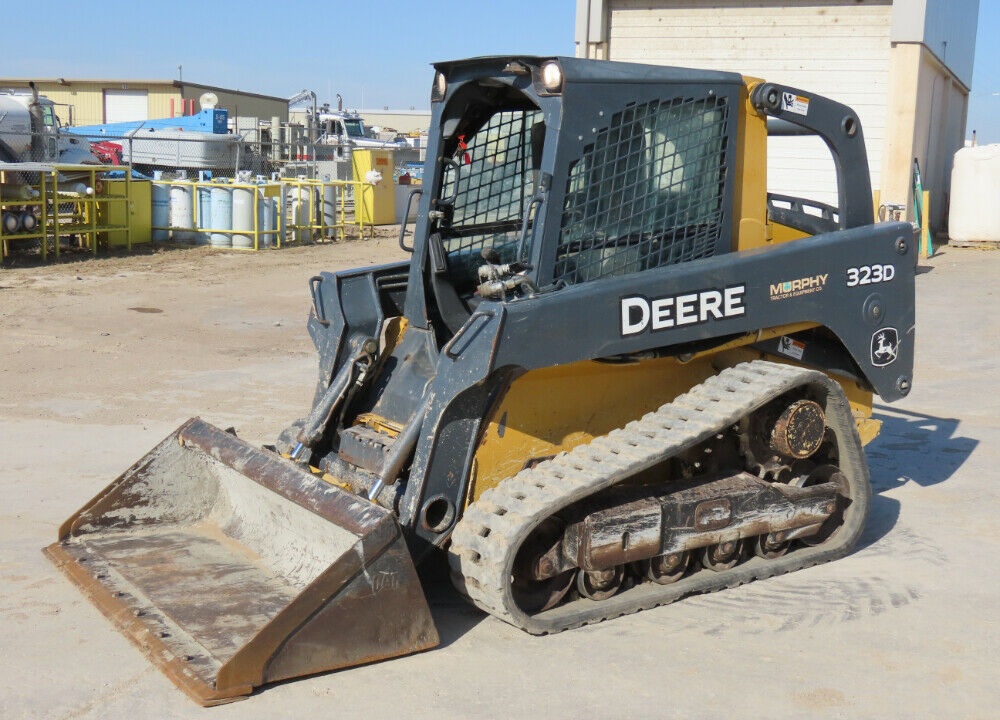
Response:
[870,327,899,367]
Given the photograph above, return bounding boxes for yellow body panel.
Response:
[769,221,810,244]
[733,78,770,251]
[467,340,878,507]
[468,355,718,504]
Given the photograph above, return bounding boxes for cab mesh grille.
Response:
[555,96,730,285]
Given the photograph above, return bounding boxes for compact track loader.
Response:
[46,57,916,704]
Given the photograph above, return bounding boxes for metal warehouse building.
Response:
[576,0,979,233]
[0,79,288,129]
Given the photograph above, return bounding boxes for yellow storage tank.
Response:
[352,150,396,225]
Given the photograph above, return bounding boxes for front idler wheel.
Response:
[511,518,575,613]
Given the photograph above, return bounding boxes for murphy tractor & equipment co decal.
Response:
[769,273,828,301]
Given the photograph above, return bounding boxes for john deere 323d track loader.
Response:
[46,57,915,705]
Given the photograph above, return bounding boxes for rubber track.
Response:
[447,360,871,635]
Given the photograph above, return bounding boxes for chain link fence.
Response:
[1,128,424,181]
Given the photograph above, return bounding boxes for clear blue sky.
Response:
[5,1,997,142]
[968,0,999,143]
[2,0,577,111]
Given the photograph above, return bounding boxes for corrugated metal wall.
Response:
[603,0,893,207]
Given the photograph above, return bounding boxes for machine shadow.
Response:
[857,405,978,551]
[419,554,488,648]
[256,557,485,700]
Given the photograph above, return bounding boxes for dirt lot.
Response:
[1,240,997,719]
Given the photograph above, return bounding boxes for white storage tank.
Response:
[209,187,233,248]
[231,186,255,248]
[19,211,36,232]
[169,182,196,243]
[949,145,1000,246]
[322,175,337,236]
[2,211,20,233]
[151,181,170,242]
[289,183,313,243]
[195,184,213,245]
[257,189,278,247]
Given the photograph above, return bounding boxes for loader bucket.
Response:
[44,418,439,706]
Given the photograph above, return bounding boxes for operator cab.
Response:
[411,57,740,343]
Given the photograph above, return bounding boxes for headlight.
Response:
[540,61,563,93]
[431,71,447,102]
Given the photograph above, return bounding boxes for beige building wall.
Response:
[881,43,969,230]
[581,0,894,208]
[0,80,287,128]
[0,81,182,126]
[577,0,978,234]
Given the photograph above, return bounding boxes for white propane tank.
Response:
[257,189,277,247]
[2,211,20,233]
[949,144,1000,246]
[231,186,255,248]
[1,184,39,201]
[68,182,94,196]
[195,184,213,245]
[209,187,232,247]
[169,183,195,242]
[19,211,36,232]
[279,182,288,245]
[322,175,337,237]
[290,185,312,243]
[151,172,170,242]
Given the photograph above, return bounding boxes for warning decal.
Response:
[781,92,810,116]
[778,336,806,360]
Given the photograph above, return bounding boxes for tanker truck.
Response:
[0,83,97,237]
[0,83,92,166]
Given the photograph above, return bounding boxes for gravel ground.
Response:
[0,239,996,719]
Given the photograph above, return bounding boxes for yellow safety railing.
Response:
[281,177,375,243]
[1,167,53,261]
[152,179,282,252]
[1,163,131,261]
[151,177,376,250]
[51,164,133,257]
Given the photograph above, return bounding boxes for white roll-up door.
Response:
[104,90,149,123]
